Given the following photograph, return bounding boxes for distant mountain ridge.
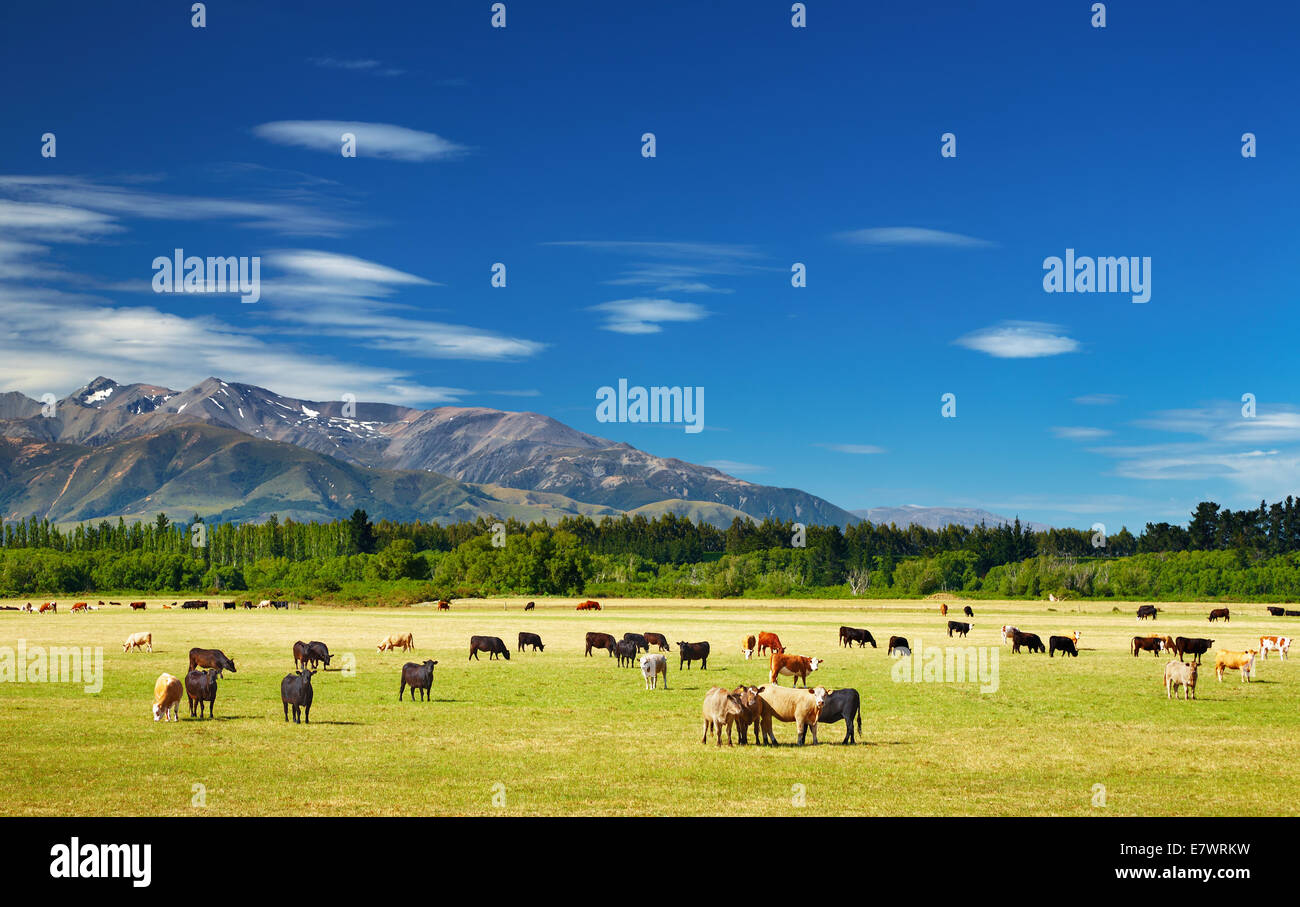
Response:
[0,376,859,527]
[851,505,1053,532]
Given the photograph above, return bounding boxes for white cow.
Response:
[123,632,152,653]
[1001,625,1018,645]
[640,653,668,690]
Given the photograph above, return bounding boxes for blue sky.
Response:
[2,1,1299,531]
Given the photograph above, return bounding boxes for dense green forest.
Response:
[3,497,1300,603]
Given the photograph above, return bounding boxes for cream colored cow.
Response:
[123,632,152,653]
[153,673,182,721]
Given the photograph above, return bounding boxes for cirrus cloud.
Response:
[253,121,468,162]
[955,321,1080,359]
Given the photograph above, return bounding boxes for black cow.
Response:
[304,641,332,670]
[272,600,290,610]
[1175,637,1215,664]
[281,669,315,723]
[622,633,650,653]
[469,635,510,660]
[614,639,638,667]
[887,635,910,655]
[947,620,972,638]
[517,631,544,652]
[188,647,236,677]
[1137,605,1158,620]
[817,688,863,744]
[523,601,535,611]
[222,601,236,610]
[1287,610,1300,617]
[1208,608,1230,623]
[184,669,218,718]
[1010,630,1045,654]
[963,606,974,617]
[1048,635,1078,657]
[1268,606,1285,617]
[182,600,208,610]
[242,601,254,610]
[838,626,877,648]
[644,632,671,652]
[676,641,710,670]
[292,640,312,671]
[399,660,438,701]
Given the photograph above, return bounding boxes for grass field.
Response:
[2,596,1298,816]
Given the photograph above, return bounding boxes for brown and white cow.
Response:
[1260,636,1292,660]
[123,632,153,653]
[153,673,183,721]
[741,634,757,660]
[377,632,415,653]
[769,652,823,687]
[1214,649,1257,682]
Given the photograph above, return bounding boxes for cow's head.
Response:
[810,686,828,709]
[426,660,438,670]
[809,658,823,671]
[1072,631,1082,644]
[301,669,316,682]
[742,647,753,660]
[676,641,688,650]
[502,648,510,660]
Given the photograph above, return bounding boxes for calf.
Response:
[742,634,757,660]
[123,632,152,653]
[769,652,823,687]
[377,632,415,653]
[185,669,219,718]
[1260,635,1291,660]
[188,647,236,677]
[1208,608,1231,623]
[677,641,710,670]
[1175,637,1215,664]
[643,632,670,652]
[839,626,876,648]
[517,631,544,652]
[399,660,438,701]
[585,632,617,657]
[153,673,183,722]
[468,636,510,660]
[622,633,649,653]
[963,606,974,617]
[1010,630,1045,654]
[640,653,668,690]
[887,635,910,657]
[281,669,315,723]
[1048,635,1078,658]
[1132,635,1166,657]
[1215,649,1257,683]
[701,686,748,746]
[1164,660,1197,700]
[614,639,638,667]
[947,620,972,638]
[756,632,783,656]
[755,684,827,746]
[816,687,862,744]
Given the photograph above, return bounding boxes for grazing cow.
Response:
[281,670,315,723]
[188,648,236,677]
[1208,608,1230,623]
[1267,606,1285,617]
[1132,635,1167,657]
[152,673,183,722]
[1001,625,1018,645]
[816,687,863,744]
[963,606,974,617]
[677,641,710,670]
[437,600,451,611]
[1164,661,1198,700]
[939,603,948,616]
[524,601,535,611]
[1174,637,1215,664]
[1048,635,1078,658]
[377,632,415,653]
[755,684,828,746]
[468,636,510,660]
[622,633,649,653]
[182,600,208,610]
[614,639,638,667]
[1010,630,1045,654]
[1136,604,1158,621]
[517,632,544,652]
[185,669,218,719]
[947,620,972,638]
[1288,610,1300,618]
[39,602,56,613]
[399,660,438,701]
[272,600,290,610]
[123,632,152,653]
[742,634,757,660]
[640,654,668,690]
[1215,649,1257,682]
[584,632,617,657]
[756,632,784,656]
[258,600,271,609]
[303,641,332,670]
[292,640,312,671]
[576,599,601,611]
[701,686,750,746]
[1260,636,1292,660]
[222,601,236,610]
[839,626,877,648]
[643,632,670,652]
[241,601,252,610]
[71,602,88,613]
[887,635,910,657]
[769,652,823,687]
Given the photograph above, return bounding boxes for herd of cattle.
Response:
[14,594,1298,740]
[8,599,296,613]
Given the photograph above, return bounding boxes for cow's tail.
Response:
[855,707,862,737]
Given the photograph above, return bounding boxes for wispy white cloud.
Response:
[588,298,708,334]
[954,321,1080,359]
[253,121,467,162]
[1051,426,1112,441]
[1073,393,1123,406]
[308,57,405,77]
[837,227,996,248]
[816,443,886,454]
[547,240,764,294]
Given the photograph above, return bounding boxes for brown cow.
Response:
[130,601,147,610]
[71,602,88,613]
[576,600,602,611]
[769,652,823,687]
[1132,635,1167,657]
[757,631,784,656]
[643,632,670,652]
[585,631,617,656]
[742,634,757,659]
[437,600,451,610]
[939,603,948,616]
